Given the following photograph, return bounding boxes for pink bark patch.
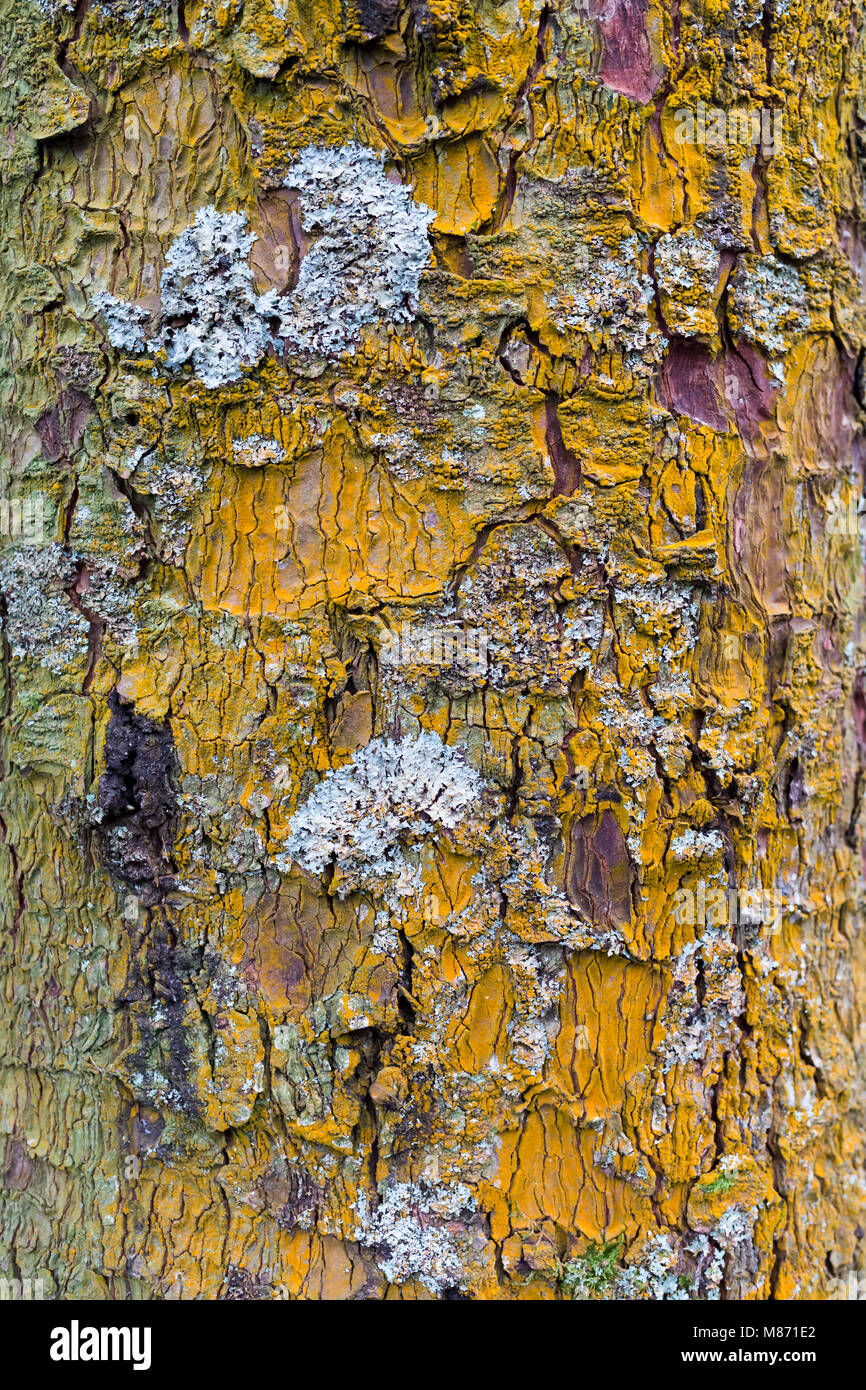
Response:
[657,340,728,432]
[566,810,633,930]
[722,342,778,440]
[35,389,91,462]
[589,0,663,104]
[656,339,778,439]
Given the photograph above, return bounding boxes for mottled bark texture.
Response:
[1,0,866,1302]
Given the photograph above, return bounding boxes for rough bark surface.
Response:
[1,0,866,1301]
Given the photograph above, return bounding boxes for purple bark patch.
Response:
[657,339,778,438]
[589,0,663,104]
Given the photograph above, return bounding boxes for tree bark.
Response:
[1,0,865,1300]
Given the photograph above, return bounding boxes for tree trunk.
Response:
[1,0,865,1301]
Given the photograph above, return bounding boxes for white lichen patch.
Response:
[729,254,810,354]
[613,580,698,644]
[563,597,606,670]
[39,0,165,21]
[547,234,663,369]
[655,230,719,295]
[94,149,434,386]
[363,427,458,484]
[617,1232,695,1299]
[565,1211,766,1301]
[231,434,286,467]
[279,731,483,896]
[91,291,149,351]
[0,546,89,672]
[670,828,725,861]
[278,144,435,358]
[156,207,283,387]
[656,936,745,1073]
[95,207,281,388]
[83,561,140,651]
[120,443,206,568]
[370,919,402,957]
[591,678,692,808]
[354,1181,474,1293]
[654,230,720,337]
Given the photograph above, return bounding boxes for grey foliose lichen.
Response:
[232,435,286,467]
[0,545,140,671]
[547,233,662,368]
[279,730,482,896]
[655,230,719,295]
[654,229,720,336]
[0,545,88,673]
[729,254,810,354]
[38,0,167,24]
[94,208,280,389]
[277,143,436,357]
[92,146,435,388]
[353,1181,474,1294]
[91,292,150,353]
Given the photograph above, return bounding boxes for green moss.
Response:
[702,1172,738,1195]
[559,1238,624,1299]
